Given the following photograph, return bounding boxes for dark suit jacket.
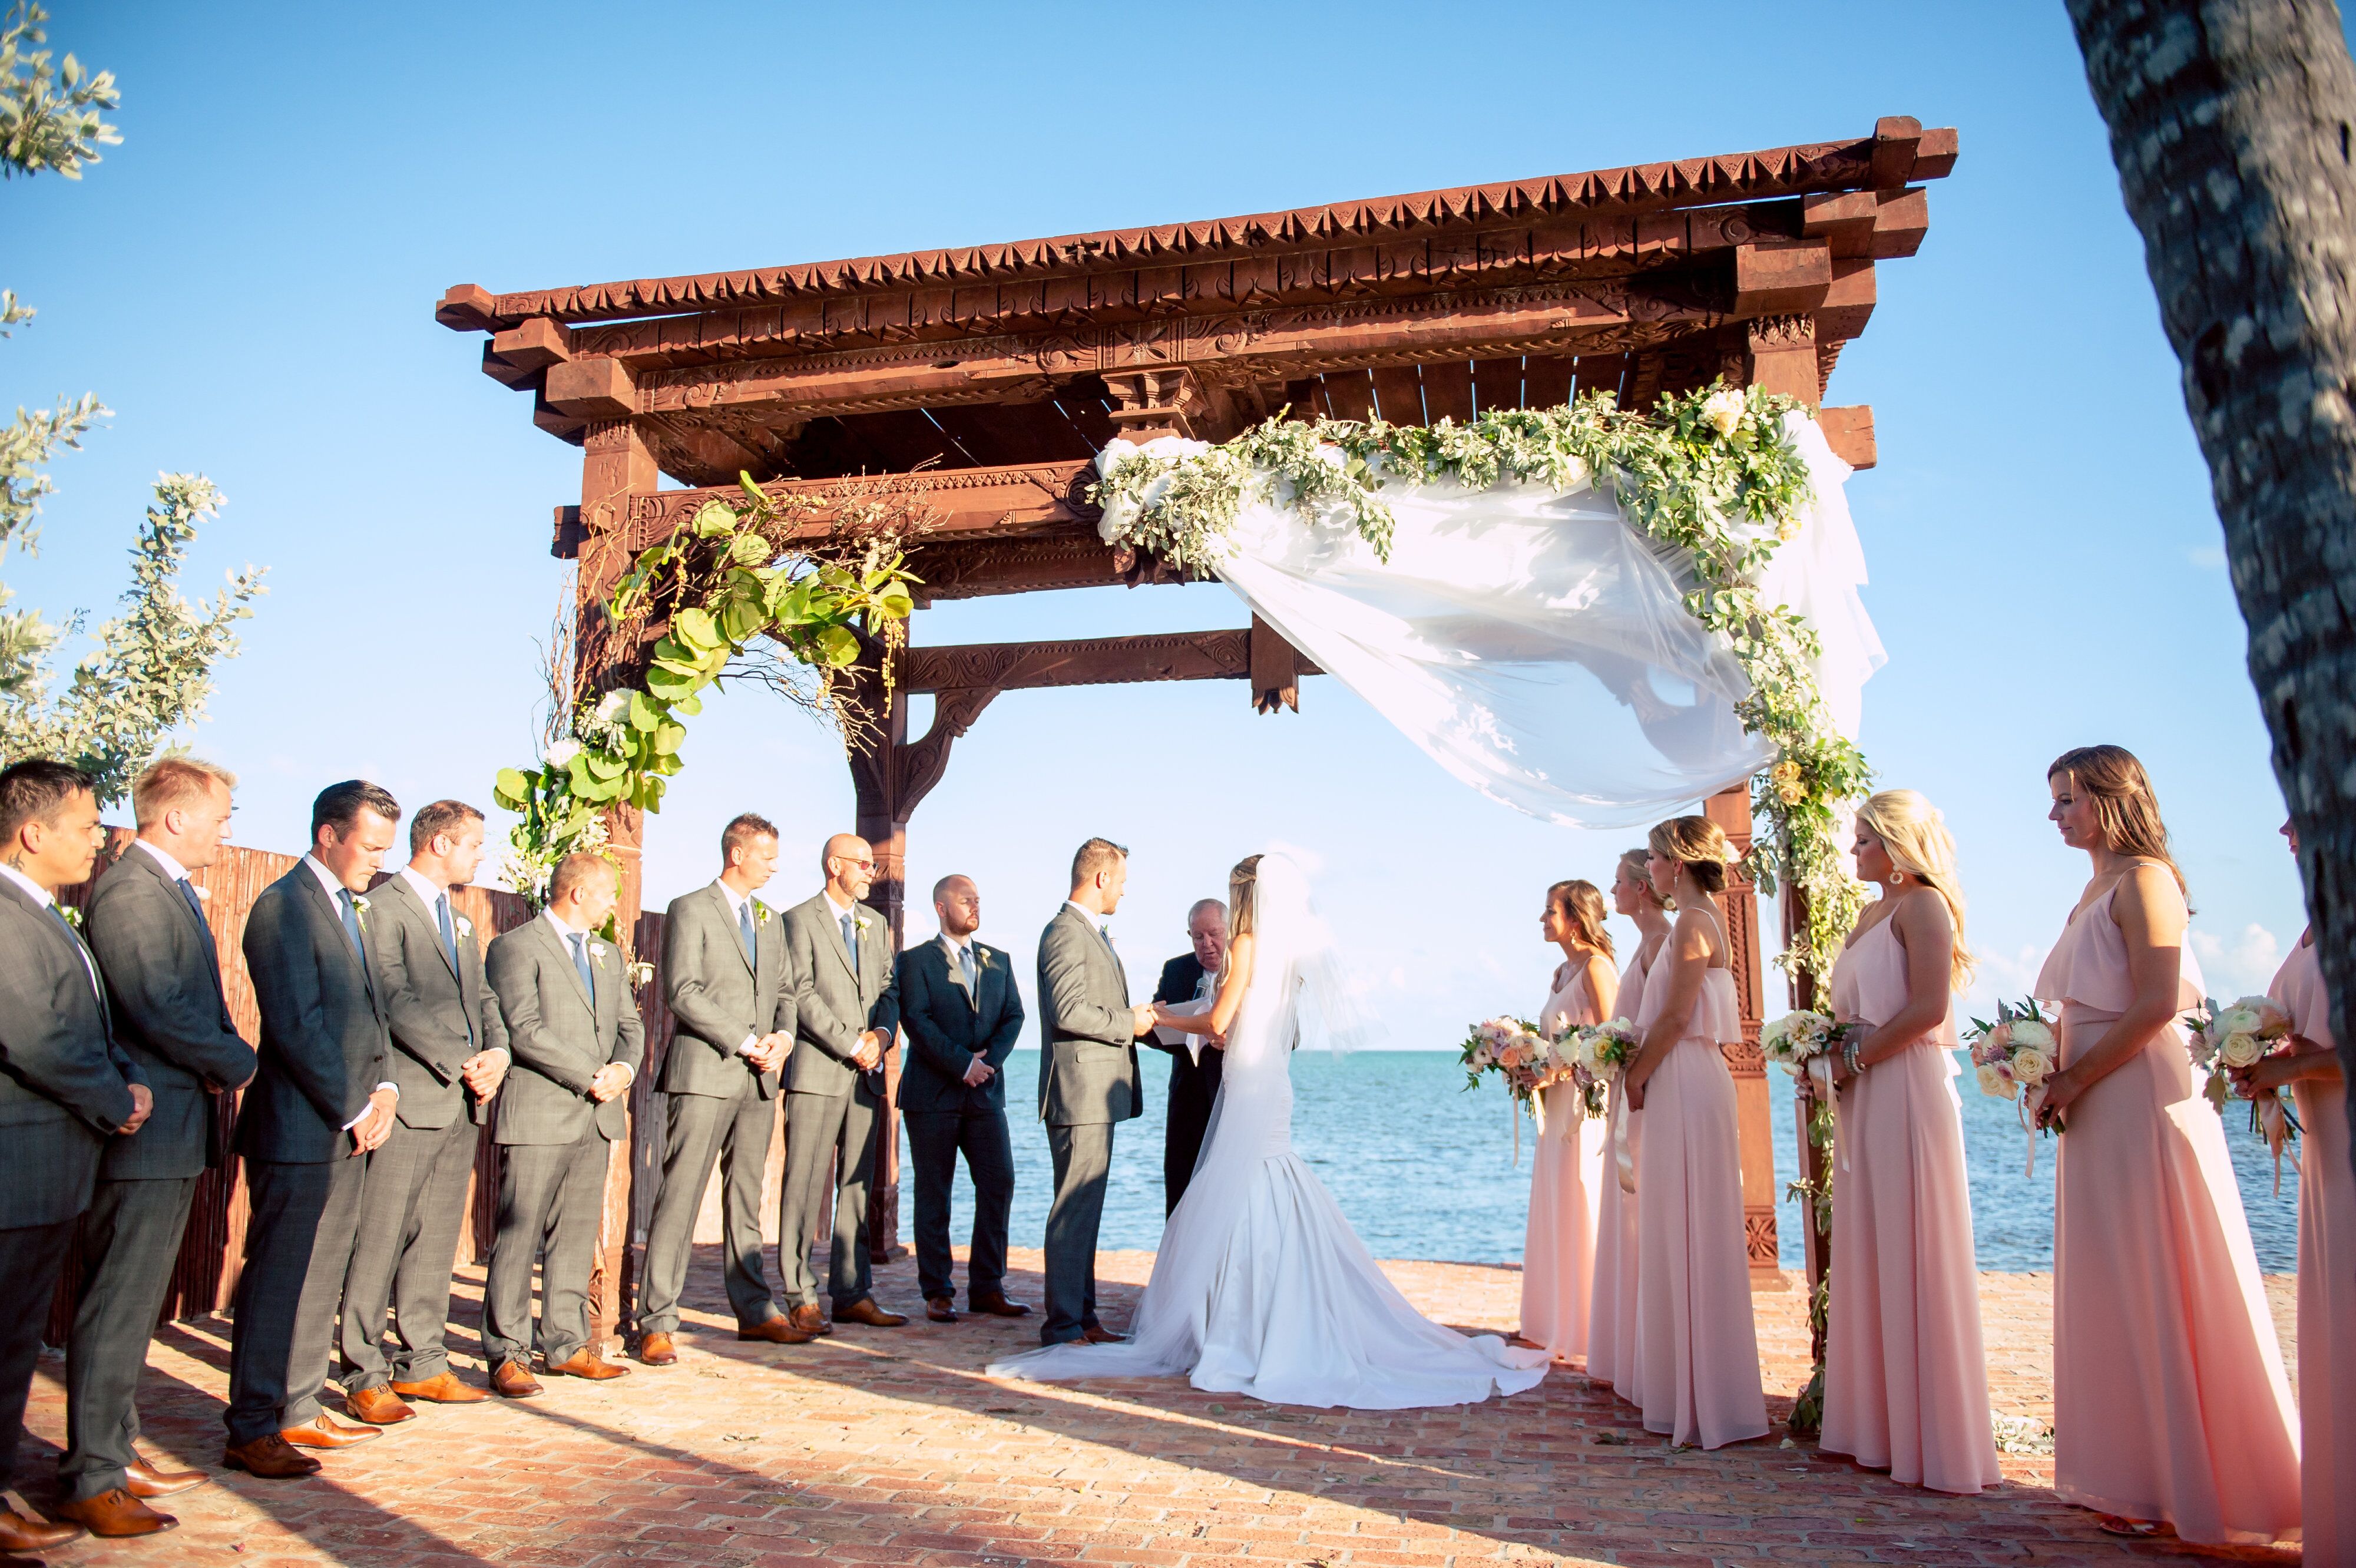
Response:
[781,892,899,1098]
[82,843,256,1177]
[660,882,794,1101]
[485,916,645,1146]
[1146,951,1223,1114]
[895,935,1024,1115]
[368,872,507,1131]
[238,862,392,1164]
[0,875,140,1227]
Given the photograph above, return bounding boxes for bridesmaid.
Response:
[2032,746,2298,1544]
[1626,816,1766,1449]
[2239,816,2352,1562]
[1519,880,1616,1361]
[1590,848,1667,1401]
[1819,790,2001,1494]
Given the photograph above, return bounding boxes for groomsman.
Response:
[0,760,146,1555]
[339,800,509,1421]
[638,813,802,1363]
[1035,838,1156,1347]
[1145,898,1228,1215]
[227,780,399,1478]
[895,874,1027,1324]
[64,759,257,1536]
[777,834,904,1332]
[481,852,643,1395]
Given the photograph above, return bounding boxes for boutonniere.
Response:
[455,914,472,937]
[588,941,608,968]
[975,948,996,972]
[855,913,874,935]
[193,884,211,903]
[56,902,82,930]
[752,900,773,927]
[351,894,372,930]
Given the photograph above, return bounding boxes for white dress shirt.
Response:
[299,854,398,1123]
[136,838,191,882]
[545,905,633,1086]
[401,865,506,1063]
[0,861,103,1003]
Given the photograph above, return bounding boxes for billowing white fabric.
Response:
[1096,412,1880,829]
[987,854,1548,1407]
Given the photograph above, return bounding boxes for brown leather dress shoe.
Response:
[222,1434,322,1478]
[787,1302,832,1336]
[544,1348,630,1380]
[490,1359,542,1398]
[52,1489,176,1539]
[1079,1324,1127,1344]
[925,1297,958,1323]
[282,1414,381,1449]
[736,1316,815,1345]
[0,1506,86,1552]
[389,1370,487,1404]
[124,1459,207,1498]
[969,1289,1032,1318]
[833,1298,908,1328]
[637,1331,679,1365]
[345,1385,415,1425]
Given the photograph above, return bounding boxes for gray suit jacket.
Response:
[659,883,794,1101]
[782,892,899,1098]
[82,843,257,1178]
[239,864,392,1164]
[895,935,1024,1115]
[1035,904,1141,1127]
[368,873,507,1132]
[485,917,645,1146]
[0,876,140,1227]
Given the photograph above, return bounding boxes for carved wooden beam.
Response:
[901,629,1324,694]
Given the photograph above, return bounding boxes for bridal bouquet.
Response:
[1761,1009,1850,1099]
[2183,995,2303,1177]
[1460,1017,1600,1145]
[1964,996,2063,1136]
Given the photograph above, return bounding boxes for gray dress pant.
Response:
[340,1114,478,1389]
[778,1086,878,1312]
[905,1106,1014,1304]
[637,1081,775,1332]
[483,1130,608,1367]
[226,1156,366,1444]
[0,1218,77,1488]
[1041,1121,1114,1345]
[62,1175,197,1500]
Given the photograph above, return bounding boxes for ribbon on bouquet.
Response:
[2019,1084,2053,1178]
[1802,1055,1846,1173]
[1608,1079,1636,1195]
[2258,1090,2301,1195]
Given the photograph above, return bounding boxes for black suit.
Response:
[895,936,1024,1304]
[227,861,392,1445]
[69,844,254,1501]
[1145,953,1220,1215]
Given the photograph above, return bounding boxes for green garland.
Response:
[1091,384,1870,983]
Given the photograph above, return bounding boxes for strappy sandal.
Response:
[2094,1514,2166,1537]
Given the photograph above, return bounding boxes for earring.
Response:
[1888,871,1907,886]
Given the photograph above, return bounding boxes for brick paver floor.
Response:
[8,1249,2302,1566]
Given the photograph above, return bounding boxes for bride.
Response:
[987,852,1548,1408]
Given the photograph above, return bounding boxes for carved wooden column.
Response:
[1735,315,1822,403]
[1705,788,1782,1284]
[1783,882,1833,1339]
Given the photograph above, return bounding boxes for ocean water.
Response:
[909,1048,2304,1273]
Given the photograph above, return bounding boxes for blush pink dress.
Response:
[1821,915,2001,1494]
[1632,952,1767,1448]
[1589,939,1653,1400]
[2033,872,2300,1545]
[1520,959,1608,1361]
[2267,937,2354,1563]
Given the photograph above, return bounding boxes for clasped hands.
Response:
[460,1047,507,1100]
[746,1031,795,1074]
[1146,998,1226,1049]
[588,1061,633,1102]
[349,1086,399,1154]
[962,1053,995,1087]
[114,1081,154,1136]
[851,1028,886,1072]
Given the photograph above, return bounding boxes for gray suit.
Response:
[777,892,898,1312]
[482,917,643,1366]
[0,875,138,1491]
[1035,903,1142,1345]
[896,935,1023,1304]
[639,883,796,1334]
[341,871,507,1392]
[227,861,391,1445]
[68,843,255,1501]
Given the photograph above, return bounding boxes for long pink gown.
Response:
[1633,961,1767,1448]
[1519,959,1608,1360]
[1589,941,1652,1401]
[1821,917,2001,1493]
[2268,938,2354,1562]
[2034,874,2300,1545]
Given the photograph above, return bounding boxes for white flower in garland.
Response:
[1701,388,1747,438]
[545,738,582,768]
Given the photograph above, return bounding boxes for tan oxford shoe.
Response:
[0,1506,86,1552]
[544,1348,630,1380]
[736,1316,815,1345]
[282,1414,381,1449]
[389,1370,487,1404]
[490,1359,542,1398]
[833,1298,908,1328]
[124,1458,207,1498]
[925,1297,958,1323]
[636,1331,679,1365]
[787,1302,831,1336]
[345,1385,415,1425]
[52,1489,177,1539]
[968,1289,1031,1318]
[221,1434,321,1479]
[1079,1324,1127,1344]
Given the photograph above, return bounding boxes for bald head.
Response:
[822,832,875,903]
[933,874,980,940]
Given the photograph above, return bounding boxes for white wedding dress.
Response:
[987,855,1548,1409]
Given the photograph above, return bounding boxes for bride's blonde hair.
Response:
[1224,855,1263,968]
[1854,788,1976,991]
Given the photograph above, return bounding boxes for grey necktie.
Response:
[569,930,596,1006]
[435,892,473,1044]
[841,910,859,979]
[739,899,757,967]
[337,888,368,967]
[959,942,978,991]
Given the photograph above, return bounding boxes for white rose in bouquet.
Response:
[1977,1063,2017,1100]
[1701,388,1746,438]
[2010,1019,2055,1051]
[2010,1047,2053,1087]
[2219,1032,2265,1069]
[2209,1004,2264,1040]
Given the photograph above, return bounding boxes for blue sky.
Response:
[3,1,2329,1045]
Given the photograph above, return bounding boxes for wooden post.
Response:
[1704,788,1783,1285]
[851,663,911,1262]
[1785,882,1833,1345]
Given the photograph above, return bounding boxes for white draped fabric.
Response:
[1096,413,1880,828]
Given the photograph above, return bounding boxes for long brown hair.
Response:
[1547,878,1615,960]
[1647,815,1731,895]
[2047,745,2188,894]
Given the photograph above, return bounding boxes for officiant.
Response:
[1146,898,1228,1215]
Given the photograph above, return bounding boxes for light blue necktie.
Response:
[959,942,977,991]
[337,888,368,966]
[436,893,473,1044]
[569,930,596,1007]
[739,899,757,968]
[841,911,859,980]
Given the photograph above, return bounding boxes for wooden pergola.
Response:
[438,114,1955,1275]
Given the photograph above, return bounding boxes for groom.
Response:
[1035,838,1156,1346]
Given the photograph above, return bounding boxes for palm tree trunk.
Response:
[2067,0,2356,1182]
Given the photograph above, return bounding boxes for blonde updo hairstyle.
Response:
[1225,855,1263,961]
[1852,789,1976,991]
[1647,815,1732,896]
[2047,745,2189,895]
[1546,879,1616,960]
[1617,846,1672,911]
